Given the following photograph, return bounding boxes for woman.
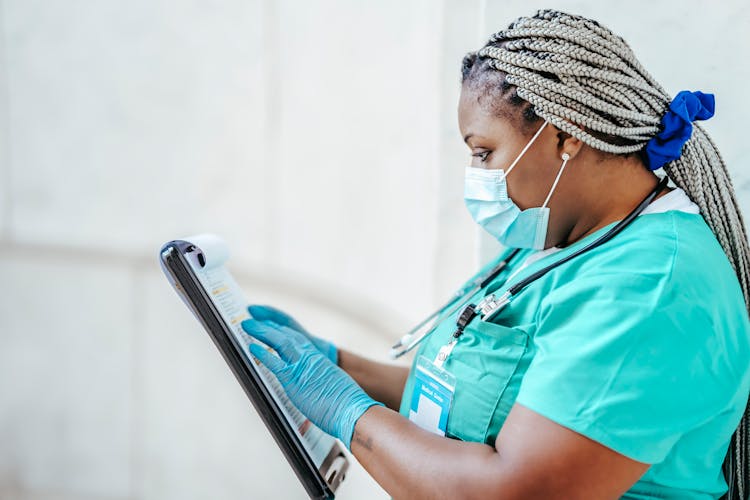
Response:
[242,10,750,499]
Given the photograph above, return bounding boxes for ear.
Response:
[554,128,584,160]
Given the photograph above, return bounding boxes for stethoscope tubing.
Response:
[390,176,669,359]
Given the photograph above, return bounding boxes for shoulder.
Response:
[517,212,750,463]
[531,209,750,416]
[542,211,737,298]
[539,211,747,345]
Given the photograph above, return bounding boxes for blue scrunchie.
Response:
[644,90,715,171]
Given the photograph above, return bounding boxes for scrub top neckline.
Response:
[499,219,618,291]
[500,210,702,294]
[502,189,702,290]
[526,188,699,269]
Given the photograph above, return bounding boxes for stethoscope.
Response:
[389,175,670,359]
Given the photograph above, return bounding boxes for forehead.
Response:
[458,85,522,143]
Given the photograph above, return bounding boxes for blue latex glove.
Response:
[241,318,382,450]
[247,304,338,365]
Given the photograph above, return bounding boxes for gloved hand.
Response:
[241,318,382,449]
[247,304,338,365]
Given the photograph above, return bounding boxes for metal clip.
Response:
[434,339,457,369]
[476,291,512,322]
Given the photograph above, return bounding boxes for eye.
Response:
[472,150,491,163]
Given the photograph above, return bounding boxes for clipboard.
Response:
[159,234,349,499]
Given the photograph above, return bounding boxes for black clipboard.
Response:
[159,237,348,499]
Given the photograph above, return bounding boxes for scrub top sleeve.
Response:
[514,272,726,465]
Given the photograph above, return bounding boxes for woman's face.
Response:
[457,84,581,247]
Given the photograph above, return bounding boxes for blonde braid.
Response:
[466,9,750,499]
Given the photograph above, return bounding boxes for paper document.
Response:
[171,234,336,467]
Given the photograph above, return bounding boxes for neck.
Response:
[557,162,668,248]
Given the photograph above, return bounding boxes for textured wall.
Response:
[1,1,748,499]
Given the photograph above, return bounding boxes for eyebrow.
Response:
[463,133,473,145]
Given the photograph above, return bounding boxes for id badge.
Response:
[408,355,456,436]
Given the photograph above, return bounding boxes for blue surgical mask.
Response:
[464,120,570,250]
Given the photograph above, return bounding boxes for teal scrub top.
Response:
[398,210,750,499]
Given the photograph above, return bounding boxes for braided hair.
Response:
[461,9,750,499]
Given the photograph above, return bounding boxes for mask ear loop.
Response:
[541,152,570,209]
[504,120,549,178]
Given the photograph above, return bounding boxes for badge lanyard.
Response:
[389,248,521,359]
[407,294,489,435]
[399,176,669,361]
[473,176,669,324]
[406,177,669,436]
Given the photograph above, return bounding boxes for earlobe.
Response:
[556,130,584,160]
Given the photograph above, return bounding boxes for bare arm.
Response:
[338,349,409,411]
[350,403,650,500]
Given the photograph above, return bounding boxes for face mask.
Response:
[464,120,570,250]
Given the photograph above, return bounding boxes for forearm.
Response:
[244,311,644,499]
[350,405,506,500]
[338,349,409,411]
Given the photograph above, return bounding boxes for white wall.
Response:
[0,1,748,499]
[478,0,750,260]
